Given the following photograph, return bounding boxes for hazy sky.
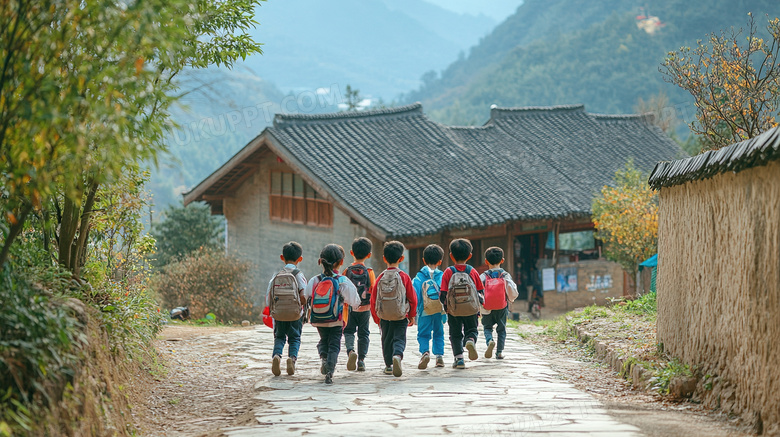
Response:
[425,0,523,21]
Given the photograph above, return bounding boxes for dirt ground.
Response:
[128,324,263,437]
[130,323,755,436]
[514,323,755,437]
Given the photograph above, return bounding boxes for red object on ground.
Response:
[262,306,274,329]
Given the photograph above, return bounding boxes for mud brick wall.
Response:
[542,260,625,313]
[657,160,780,433]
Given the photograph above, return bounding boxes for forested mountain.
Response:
[237,0,497,99]
[406,0,780,125]
[150,0,499,210]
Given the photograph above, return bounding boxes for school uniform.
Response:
[439,264,484,359]
[369,267,418,367]
[265,264,307,358]
[479,268,519,355]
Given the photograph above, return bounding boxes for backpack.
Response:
[270,267,303,321]
[446,265,480,316]
[310,275,341,324]
[421,269,443,315]
[344,264,371,307]
[483,269,508,311]
[375,269,408,321]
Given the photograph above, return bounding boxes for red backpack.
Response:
[483,269,508,311]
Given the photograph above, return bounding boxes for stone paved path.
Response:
[216,322,641,436]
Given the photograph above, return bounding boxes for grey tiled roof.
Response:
[649,127,780,189]
[267,103,682,238]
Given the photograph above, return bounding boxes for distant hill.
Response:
[150,68,288,208]
[405,0,780,125]
[238,0,497,100]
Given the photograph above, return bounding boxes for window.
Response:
[269,172,333,227]
[558,230,595,253]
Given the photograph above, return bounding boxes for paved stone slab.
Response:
[222,322,641,436]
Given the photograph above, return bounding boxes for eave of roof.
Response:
[648,127,780,189]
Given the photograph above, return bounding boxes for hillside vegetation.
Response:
[406,0,780,125]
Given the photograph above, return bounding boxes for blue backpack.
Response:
[310,275,341,324]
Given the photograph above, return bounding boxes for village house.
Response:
[649,127,780,434]
[183,103,681,314]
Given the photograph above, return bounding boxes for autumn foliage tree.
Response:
[661,14,780,151]
[592,161,659,290]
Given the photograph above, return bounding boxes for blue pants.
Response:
[482,307,508,353]
[272,316,303,358]
[417,313,445,356]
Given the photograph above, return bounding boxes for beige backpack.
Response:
[446,265,480,316]
[270,267,303,321]
[375,269,408,321]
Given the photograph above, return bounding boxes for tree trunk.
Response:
[71,181,98,276]
[0,203,33,269]
[58,197,81,269]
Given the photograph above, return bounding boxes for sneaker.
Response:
[418,352,430,370]
[392,355,403,377]
[452,358,465,369]
[325,373,333,385]
[271,355,281,376]
[384,366,393,375]
[496,351,505,360]
[357,360,366,372]
[485,340,496,359]
[465,340,478,361]
[320,358,327,375]
[347,350,358,371]
[286,357,296,375]
[435,355,445,367]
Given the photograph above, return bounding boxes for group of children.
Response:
[265,237,518,384]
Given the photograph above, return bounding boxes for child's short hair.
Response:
[351,237,372,260]
[282,241,303,262]
[423,244,444,265]
[484,246,504,265]
[383,240,405,264]
[449,238,473,262]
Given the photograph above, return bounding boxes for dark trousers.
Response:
[272,316,303,358]
[343,309,371,360]
[316,326,343,374]
[379,319,408,367]
[448,314,479,358]
[482,307,508,353]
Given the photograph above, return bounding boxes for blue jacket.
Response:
[412,266,444,317]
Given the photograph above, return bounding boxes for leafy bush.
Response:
[0,269,84,435]
[152,249,254,322]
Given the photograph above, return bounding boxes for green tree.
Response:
[151,203,223,268]
[592,161,659,291]
[661,14,780,151]
[0,0,264,270]
[343,85,363,111]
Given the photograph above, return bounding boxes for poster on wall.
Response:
[556,267,578,293]
[542,268,555,291]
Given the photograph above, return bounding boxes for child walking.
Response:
[342,237,376,372]
[412,244,447,369]
[370,241,417,377]
[439,238,484,369]
[304,244,361,384]
[479,247,519,360]
[265,242,308,376]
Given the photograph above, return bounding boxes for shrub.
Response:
[0,269,84,435]
[152,249,254,322]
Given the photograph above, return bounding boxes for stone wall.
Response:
[542,260,625,314]
[657,160,780,434]
[224,153,379,304]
